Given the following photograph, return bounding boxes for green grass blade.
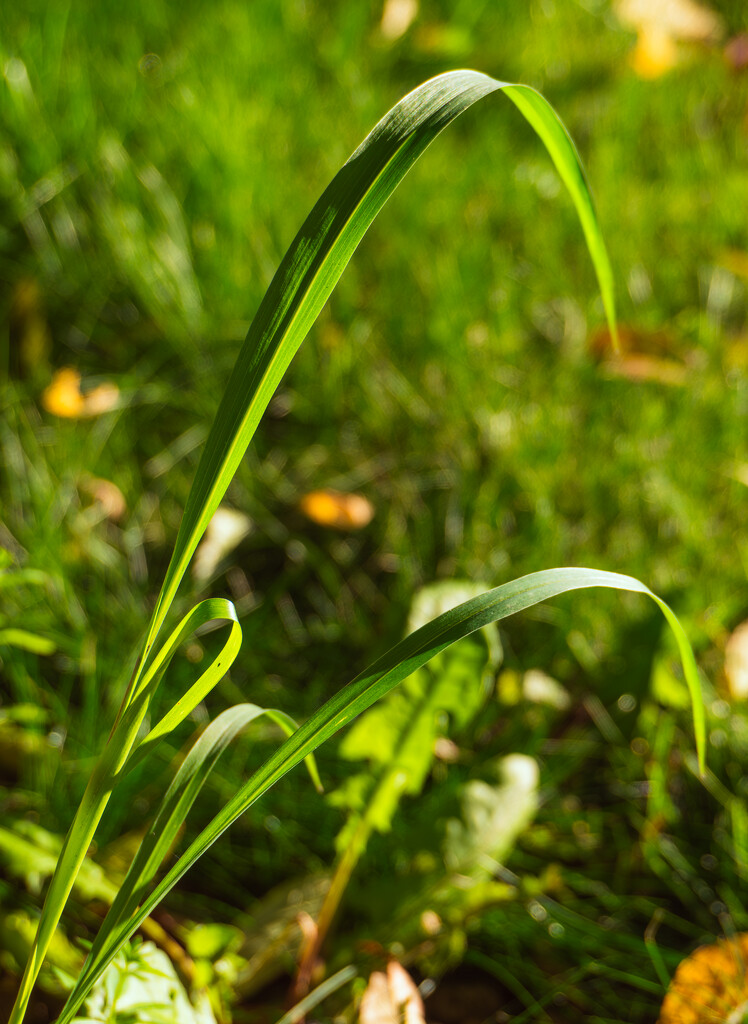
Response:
[8,599,241,1024]
[56,568,704,1022]
[273,965,357,1024]
[15,71,617,1022]
[142,70,617,664]
[69,704,319,1008]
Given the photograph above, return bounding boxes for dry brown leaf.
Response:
[42,367,119,418]
[299,489,374,530]
[725,620,748,699]
[658,933,748,1023]
[601,353,688,385]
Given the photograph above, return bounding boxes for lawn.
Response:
[1,1,748,1021]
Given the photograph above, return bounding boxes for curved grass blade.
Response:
[8,600,241,1024]
[58,568,704,1022]
[14,71,616,1022]
[73,704,320,1006]
[140,69,618,671]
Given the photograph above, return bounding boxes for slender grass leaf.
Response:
[140,69,617,670]
[58,567,704,1022]
[75,704,320,1004]
[8,599,241,1024]
[273,965,357,1024]
[14,70,621,1024]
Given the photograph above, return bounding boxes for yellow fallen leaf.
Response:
[725,620,748,699]
[631,25,680,77]
[42,367,119,418]
[299,489,374,530]
[42,367,86,417]
[658,933,748,1023]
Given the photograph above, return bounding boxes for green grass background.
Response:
[1,1,748,1021]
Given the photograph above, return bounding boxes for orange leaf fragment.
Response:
[590,325,689,385]
[658,933,748,1023]
[42,367,119,418]
[42,367,86,417]
[299,489,374,530]
[603,353,688,385]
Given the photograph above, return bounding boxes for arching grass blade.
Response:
[57,567,704,1023]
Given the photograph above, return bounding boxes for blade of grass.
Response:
[58,567,704,1022]
[73,704,320,1005]
[8,599,241,1024]
[273,965,357,1024]
[140,69,618,675]
[14,69,617,1021]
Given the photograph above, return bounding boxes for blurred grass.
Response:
[1,0,748,1020]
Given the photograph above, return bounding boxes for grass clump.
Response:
[3,67,708,1024]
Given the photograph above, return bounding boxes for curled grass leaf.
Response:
[58,567,705,1022]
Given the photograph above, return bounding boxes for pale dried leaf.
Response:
[82,382,119,416]
[42,367,119,418]
[359,971,398,1024]
[522,669,571,710]
[80,477,127,522]
[380,0,418,40]
[617,0,723,41]
[193,506,252,580]
[359,963,426,1024]
[419,910,442,936]
[387,961,426,1024]
[725,620,748,699]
